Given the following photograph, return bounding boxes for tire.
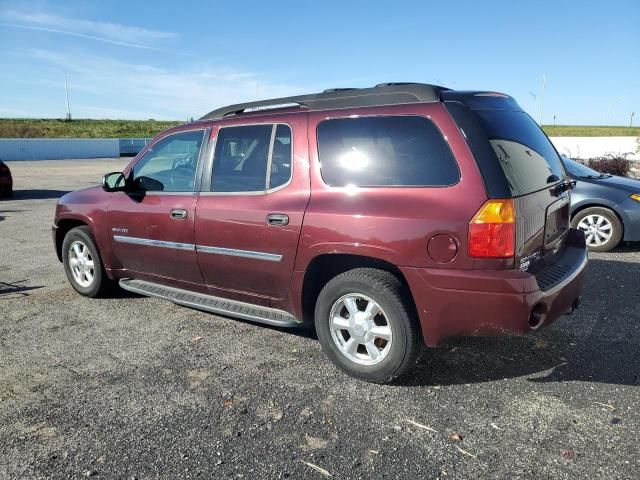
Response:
[571,207,622,252]
[62,226,114,297]
[314,268,421,383]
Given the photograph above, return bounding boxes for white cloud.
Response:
[21,49,307,119]
[0,9,179,52]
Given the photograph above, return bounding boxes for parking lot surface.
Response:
[1,159,639,479]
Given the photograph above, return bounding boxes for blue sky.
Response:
[0,0,638,124]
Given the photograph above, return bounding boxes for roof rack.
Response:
[200,83,449,120]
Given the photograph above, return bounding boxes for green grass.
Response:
[0,119,638,139]
[0,118,182,138]
[541,125,640,137]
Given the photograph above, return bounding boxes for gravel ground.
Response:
[1,159,639,479]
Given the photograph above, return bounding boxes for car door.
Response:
[108,128,208,286]
[194,115,310,304]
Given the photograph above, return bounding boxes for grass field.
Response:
[0,119,182,138]
[542,125,640,137]
[0,118,638,138]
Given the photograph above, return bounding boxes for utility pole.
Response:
[538,74,546,125]
[630,112,635,127]
[553,114,556,127]
[64,72,72,121]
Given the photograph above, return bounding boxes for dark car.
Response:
[52,83,587,383]
[562,157,640,252]
[0,159,12,197]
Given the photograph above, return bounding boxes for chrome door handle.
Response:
[266,213,289,226]
[170,208,188,219]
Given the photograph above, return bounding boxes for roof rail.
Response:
[374,82,423,87]
[200,83,449,120]
[322,87,359,93]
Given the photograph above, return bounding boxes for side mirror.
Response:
[102,172,126,192]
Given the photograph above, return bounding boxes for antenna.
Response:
[64,72,72,121]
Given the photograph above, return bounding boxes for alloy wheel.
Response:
[68,240,95,288]
[329,293,392,365]
[577,214,613,248]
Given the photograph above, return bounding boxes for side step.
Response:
[119,279,301,328]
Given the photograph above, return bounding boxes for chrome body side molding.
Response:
[112,235,282,261]
[113,235,195,251]
[196,245,282,262]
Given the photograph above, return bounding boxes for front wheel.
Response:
[62,226,113,297]
[572,207,622,252]
[314,268,421,383]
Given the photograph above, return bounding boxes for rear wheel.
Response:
[314,268,421,383]
[572,207,622,252]
[62,226,114,297]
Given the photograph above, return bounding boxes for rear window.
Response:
[317,116,459,187]
[474,110,566,196]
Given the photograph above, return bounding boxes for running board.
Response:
[119,279,301,328]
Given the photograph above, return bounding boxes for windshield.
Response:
[562,158,604,178]
[474,110,566,196]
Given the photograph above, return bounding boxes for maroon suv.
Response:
[53,83,587,383]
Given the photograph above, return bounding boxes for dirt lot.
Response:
[1,160,639,479]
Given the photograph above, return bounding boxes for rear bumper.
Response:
[401,230,588,347]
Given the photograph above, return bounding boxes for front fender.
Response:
[571,197,618,216]
[54,186,116,269]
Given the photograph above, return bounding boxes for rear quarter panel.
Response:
[296,103,490,272]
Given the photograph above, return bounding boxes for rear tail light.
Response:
[468,199,515,258]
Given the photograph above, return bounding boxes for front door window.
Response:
[132,130,205,192]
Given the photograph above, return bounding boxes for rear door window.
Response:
[211,124,292,192]
[269,124,292,189]
[474,110,566,196]
[317,116,459,187]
